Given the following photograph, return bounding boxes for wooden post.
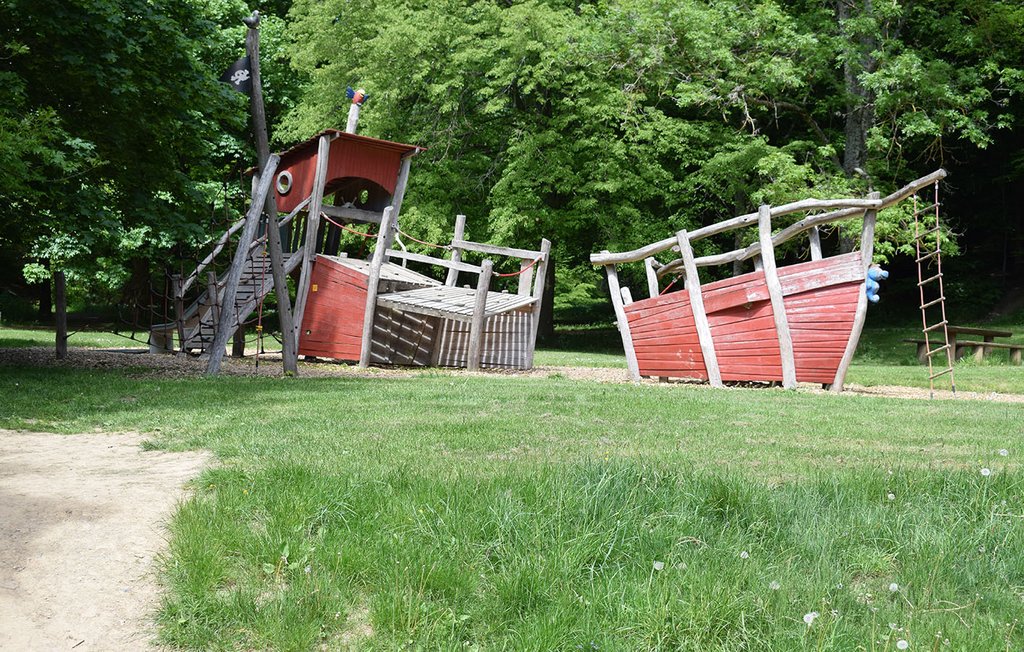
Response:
[677,230,722,387]
[54,270,67,360]
[808,226,822,261]
[383,154,414,251]
[644,257,659,297]
[206,272,220,327]
[206,155,279,374]
[244,12,298,375]
[445,214,467,286]
[172,274,185,353]
[758,205,797,389]
[232,324,246,357]
[603,258,640,381]
[467,259,493,371]
[292,135,332,340]
[359,207,394,368]
[525,239,552,369]
[832,191,880,392]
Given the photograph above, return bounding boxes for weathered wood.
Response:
[291,135,332,340]
[451,239,543,261]
[467,259,493,371]
[517,258,534,296]
[206,271,220,331]
[525,238,552,369]
[677,230,722,387]
[620,286,633,306]
[603,259,640,381]
[445,214,467,287]
[54,270,67,360]
[385,249,482,274]
[359,207,394,367]
[322,204,382,225]
[232,323,246,357]
[809,226,822,261]
[383,154,414,251]
[644,257,659,297]
[171,274,185,353]
[758,206,796,389]
[832,191,880,392]
[592,169,947,267]
[206,154,279,374]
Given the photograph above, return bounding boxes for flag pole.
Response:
[243,10,298,374]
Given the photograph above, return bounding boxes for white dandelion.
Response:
[769,580,780,591]
[740,551,749,559]
[803,611,819,626]
[896,639,909,650]
[889,582,900,593]
[887,493,896,501]
[981,468,992,477]
[653,560,665,571]
[999,449,1008,457]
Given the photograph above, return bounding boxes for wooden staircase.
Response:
[178,251,297,353]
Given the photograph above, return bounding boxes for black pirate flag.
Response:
[219,56,252,94]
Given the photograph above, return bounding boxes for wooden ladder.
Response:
[913,182,955,398]
[182,250,282,353]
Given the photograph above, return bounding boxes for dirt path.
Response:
[0,431,210,651]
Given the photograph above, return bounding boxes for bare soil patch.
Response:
[0,430,210,651]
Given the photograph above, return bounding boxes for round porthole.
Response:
[276,170,293,195]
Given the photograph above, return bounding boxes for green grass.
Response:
[0,326,140,349]
[1,355,1022,650]
[1,323,1022,649]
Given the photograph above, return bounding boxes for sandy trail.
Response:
[0,431,210,651]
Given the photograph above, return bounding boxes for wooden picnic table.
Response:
[905,325,1020,364]
[946,325,1013,361]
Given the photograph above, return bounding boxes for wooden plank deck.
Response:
[376,286,537,322]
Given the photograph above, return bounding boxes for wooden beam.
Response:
[525,239,552,369]
[467,259,494,371]
[291,135,332,342]
[445,214,467,287]
[243,13,298,374]
[591,169,946,267]
[602,258,640,381]
[171,274,185,353]
[451,239,542,261]
[832,191,880,392]
[359,207,394,368]
[322,204,382,225]
[677,230,722,387]
[385,249,481,274]
[383,154,414,251]
[644,257,659,297]
[206,154,279,374]
[809,226,822,261]
[758,205,796,389]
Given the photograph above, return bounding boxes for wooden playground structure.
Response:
[152,96,550,372]
[591,170,949,392]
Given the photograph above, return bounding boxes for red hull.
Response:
[624,253,864,384]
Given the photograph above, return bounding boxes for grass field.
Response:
[1,324,1022,650]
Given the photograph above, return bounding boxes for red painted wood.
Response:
[298,257,369,360]
[274,131,420,212]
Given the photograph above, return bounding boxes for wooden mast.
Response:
[243,11,298,375]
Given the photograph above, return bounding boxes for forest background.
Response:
[1,0,1022,331]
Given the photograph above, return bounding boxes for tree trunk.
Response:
[55,270,67,360]
[837,0,878,253]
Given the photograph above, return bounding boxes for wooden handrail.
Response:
[590,169,946,267]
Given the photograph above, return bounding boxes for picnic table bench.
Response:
[904,325,1022,364]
